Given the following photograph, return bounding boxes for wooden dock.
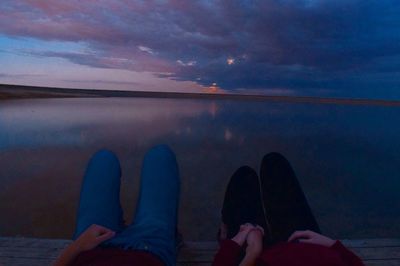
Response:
[0,237,399,265]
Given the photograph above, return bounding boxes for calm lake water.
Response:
[0,97,399,240]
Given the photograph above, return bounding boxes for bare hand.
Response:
[245,227,263,257]
[239,226,264,266]
[288,230,336,247]
[74,224,116,252]
[53,224,115,266]
[231,223,256,246]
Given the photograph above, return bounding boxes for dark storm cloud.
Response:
[0,0,399,97]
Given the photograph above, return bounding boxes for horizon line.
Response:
[1,83,400,107]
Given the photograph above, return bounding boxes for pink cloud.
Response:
[0,4,123,42]
[0,0,398,98]
[24,0,81,15]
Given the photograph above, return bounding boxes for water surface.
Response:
[0,97,399,240]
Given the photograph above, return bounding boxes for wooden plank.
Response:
[0,246,396,259]
[0,237,399,266]
[350,247,400,260]
[0,247,400,262]
[343,239,400,248]
[1,237,399,249]
[365,260,400,266]
[1,258,400,266]
[184,239,400,249]
[0,257,53,266]
[0,237,70,249]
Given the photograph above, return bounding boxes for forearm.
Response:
[239,247,260,266]
[212,240,242,266]
[332,241,365,266]
[53,224,115,266]
[239,253,257,266]
[53,242,82,266]
[239,228,263,266]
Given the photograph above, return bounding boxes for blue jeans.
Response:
[73,145,180,266]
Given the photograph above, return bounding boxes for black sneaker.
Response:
[221,166,266,239]
[259,152,320,243]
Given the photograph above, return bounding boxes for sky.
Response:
[0,0,399,99]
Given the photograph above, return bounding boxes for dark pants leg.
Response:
[260,152,320,244]
[221,166,266,239]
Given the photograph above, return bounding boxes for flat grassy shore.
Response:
[1,83,400,107]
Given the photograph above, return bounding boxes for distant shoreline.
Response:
[1,83,400,107]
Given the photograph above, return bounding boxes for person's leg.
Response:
[73,149,125,240]
[221,166,266,239]
[259,152,320,244]
[107,144,180,266]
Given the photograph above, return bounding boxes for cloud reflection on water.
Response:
[0,98,399,240]
[0,98,219,150]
